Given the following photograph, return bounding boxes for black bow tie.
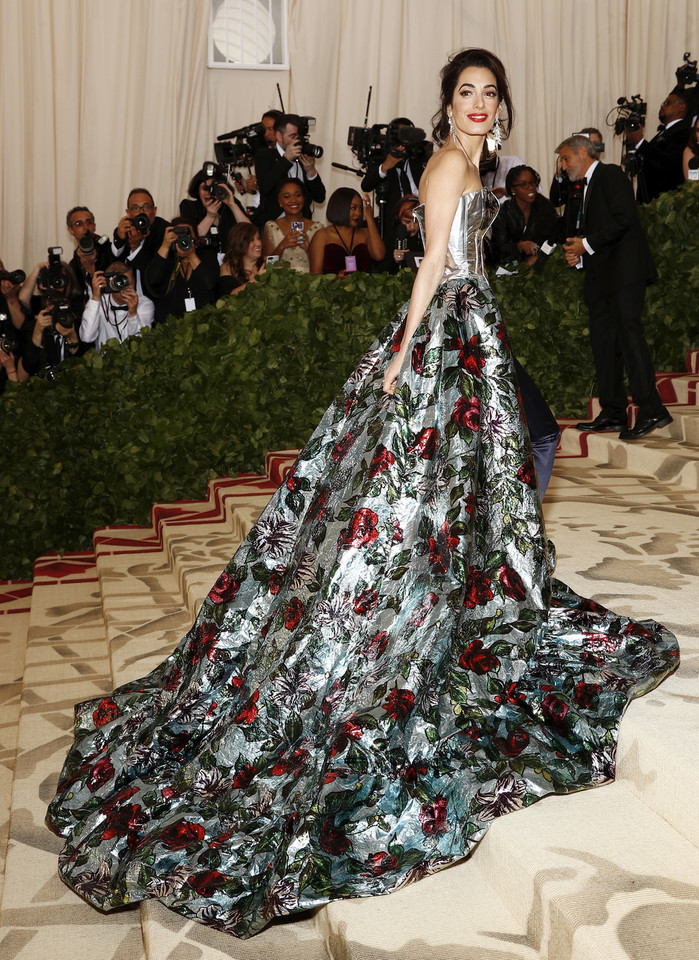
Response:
[112,303,128,312]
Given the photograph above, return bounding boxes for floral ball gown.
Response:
[47,188,678,939]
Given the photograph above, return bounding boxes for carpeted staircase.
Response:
[1,357,698,960]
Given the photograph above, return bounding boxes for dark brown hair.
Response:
[225,222,263,280]
[505,164,540,196]
[432,48,514,148]
[326,188,361,227]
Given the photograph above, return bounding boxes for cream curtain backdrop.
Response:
[0,0,696,268]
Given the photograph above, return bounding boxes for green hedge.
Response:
[2,183,698,580]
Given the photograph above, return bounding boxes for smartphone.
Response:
[266,255,280,266]
[291,221,304,232]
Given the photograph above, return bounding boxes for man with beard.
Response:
[625,88,693,202]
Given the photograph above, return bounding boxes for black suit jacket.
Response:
[582,162,657,297]
[112,215,170,275]
[255,148,326,221]
[636,117,692,203]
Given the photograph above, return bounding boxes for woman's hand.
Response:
[517,240,539,257]
[382,353,403,395]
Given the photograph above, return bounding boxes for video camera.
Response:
[214,122,266,167]
[608,95,647,137]
[676,51,698,87]
[347,122,431,168]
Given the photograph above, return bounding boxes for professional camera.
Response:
[172,226,216,254]
[78,232,110,258]
[676,51,698,87]
[294,116,323,158]
[129,213,150,234]
[608,95,647,136]
[347,122,431,168]
[200,161,231,202]
[45,294,78,330]
[0,268,26,286]
[0,313,19,354]
[214,122,266,167]
[103,273,130,294]
[37,247,68,293]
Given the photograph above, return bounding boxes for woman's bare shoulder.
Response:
[420,146,469,194]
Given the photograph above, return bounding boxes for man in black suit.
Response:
[361,118,427,272]
[625,89,692,203]
[111,188,169,286]
[255,113,325,222]
[558,135,671,440]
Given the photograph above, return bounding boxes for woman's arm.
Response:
[382,150,472,394]
[361,194,386,261]
[309,228,329,274]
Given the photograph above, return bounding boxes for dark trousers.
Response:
[513,356,560,499]
[584,277,666,422]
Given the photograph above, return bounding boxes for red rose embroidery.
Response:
[366,852,399,875]
[207,570,241,605]
[542,694,570,727]
[368,444,396,477]
[463,567,493,608]
[272,747,309,777]
[319,817,352,855]
[409,427,439,459]
[411,342,425,374]
[164,666,181,692]
[160,819,206,850]
[498,564,526,601]
[364,630,389,660]
[458,638,500,674]
[495,681,526,705]
[86,756,115,792]
[233,689,259,724]
[458,335,485,378]
[403,761,428,783]
[427,521,460,575]
[284,597,305,629]
[420,796,448,835]
[331,432,355,463]
[344,389,358,416]
[92,697,119,728]
[188,622,218,664]
[574,682,601,708]
[452,396,481,431]
[353,588,379,618]
[517,458,537,488]
[101,803,148,842]
[188,870,229,898]
[341,508,379,550]
[231,764,257,789]
[331,719,363,755]
[383,688,415,721]
[391,318,407,354]
[497,727,530,756]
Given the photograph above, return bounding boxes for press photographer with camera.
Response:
[111,189,170,281]
[0,258,29,391]
[21,253,90,379]
[255,113,326,222]
[66,205,113,301]
[80,261,154,351]
[360,118,428,272]
[180,164,250,249]
[625,88,692,203]
[145,219,219,325]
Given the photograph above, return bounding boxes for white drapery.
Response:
[0,0,696,266]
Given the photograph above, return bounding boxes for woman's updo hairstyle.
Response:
[431,47,515,150]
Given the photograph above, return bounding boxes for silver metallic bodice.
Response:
[414,188,500,279]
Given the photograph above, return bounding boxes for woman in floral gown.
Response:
[46,49,678,939]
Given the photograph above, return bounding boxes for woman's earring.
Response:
[448,115,458,146]
[486,115,502,151]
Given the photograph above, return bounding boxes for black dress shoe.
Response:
[575,416,627,432]
[619,414,673,440]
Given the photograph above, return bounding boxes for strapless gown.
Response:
[46,189,678,939]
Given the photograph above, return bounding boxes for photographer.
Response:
[626,89,692,202]
[180,166,250,248]
[255,113,326,221]
[360,118,427,272]
[392,195,424,271]
[80,261,154,351]
[144,218,219,325]
[66,205,113,302]
[21,259,90,379]
[0,258,30,391]
[111,189,169,282]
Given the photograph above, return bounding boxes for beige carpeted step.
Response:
[0,557,146,959]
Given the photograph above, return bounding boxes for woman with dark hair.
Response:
[261,178,322,273]
[309,187,385,275]
[682,116,699,179]
[48,48,677,941]
[179,166,250,245]
[490,164,560,267]
[144,217,219,323]
[219,222,265,295]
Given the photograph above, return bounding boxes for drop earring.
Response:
[448,115,458,146]
[486,115,502,151]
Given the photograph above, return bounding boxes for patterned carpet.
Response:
[1,365,698,960]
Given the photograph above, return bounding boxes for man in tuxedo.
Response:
[255,113,326,222]
[557,135,671,441]
[361,118,427,272]
[625,89,692,203]
[111,189,169,290]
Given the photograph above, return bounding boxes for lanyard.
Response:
[333,225,355,254]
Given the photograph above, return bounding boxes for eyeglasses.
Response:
[511,180,538,189]
[128,203,154,213]
[71,217,95,228]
